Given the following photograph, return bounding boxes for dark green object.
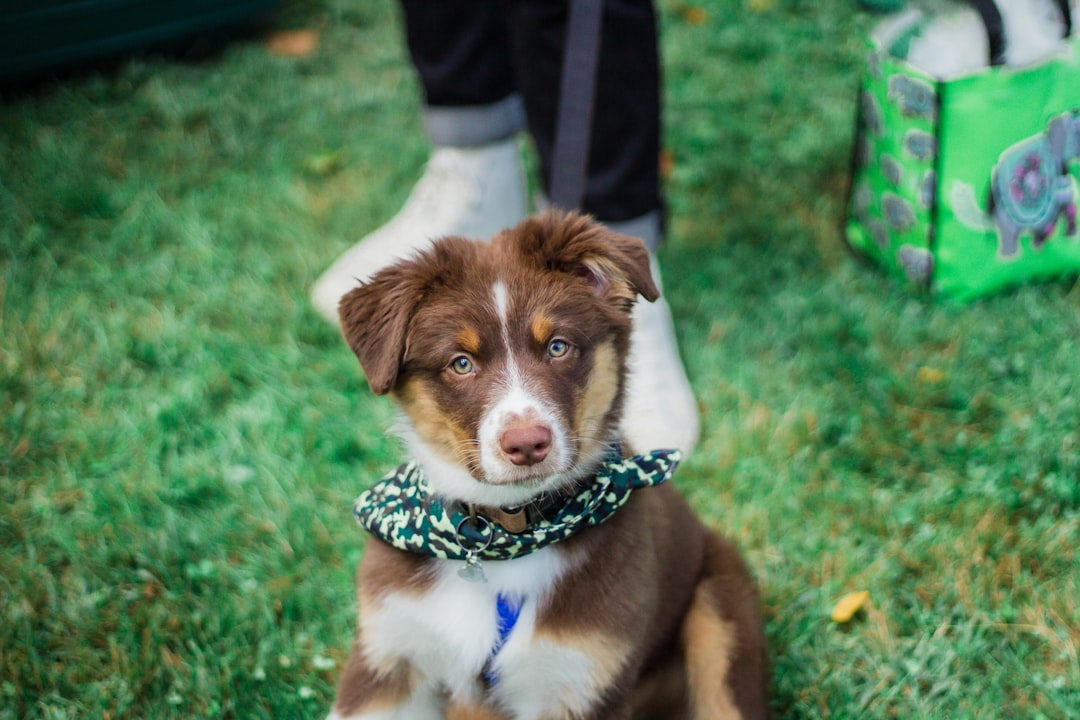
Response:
[857,0,908,12]
[0,0,278,82]
[353,449,681,562]
[846,33,1080,301]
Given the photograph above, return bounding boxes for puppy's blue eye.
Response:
[450,356,474,375]
[547,339,570,358]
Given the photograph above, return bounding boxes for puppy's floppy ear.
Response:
[338,263,426,396]
[513,210,659,307]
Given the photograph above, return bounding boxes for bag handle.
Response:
[968,0,1073,67]
[967,0,1006,66]
[1059,0,1073,39]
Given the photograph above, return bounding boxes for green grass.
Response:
[2,0,1078,717]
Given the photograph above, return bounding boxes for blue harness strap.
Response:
[482,593,523,686]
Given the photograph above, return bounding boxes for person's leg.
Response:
[506,0,699,455]
[311,0,529,321]
[403,0,522,144]
[611,216,701,458]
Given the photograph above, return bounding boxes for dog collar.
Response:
[352,449,681,563]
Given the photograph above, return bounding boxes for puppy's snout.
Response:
[499,424,552,466]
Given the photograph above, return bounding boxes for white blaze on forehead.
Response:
[489,278,523,389]
[476,279,570,483]
[492,280,510,327]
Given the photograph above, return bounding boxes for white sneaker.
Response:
[621,256,700,457]
[311,139,528,322]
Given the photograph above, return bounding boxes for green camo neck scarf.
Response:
[352,449,681,564]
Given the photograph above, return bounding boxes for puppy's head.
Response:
[339,211,658,506]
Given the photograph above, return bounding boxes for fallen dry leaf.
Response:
[917,366,946,384]
[266,29,320,58]
[831,590,870,623]
[659,149,675,180]
[676,4,708,24]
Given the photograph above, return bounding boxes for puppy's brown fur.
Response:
[329,211,769,720]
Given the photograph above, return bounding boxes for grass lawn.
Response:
[2,0,1079,717]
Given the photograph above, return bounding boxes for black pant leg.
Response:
[400,0,516,107]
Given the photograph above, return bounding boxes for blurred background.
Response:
[1,1,1078,717]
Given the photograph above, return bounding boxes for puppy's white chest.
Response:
[360,548,567,702]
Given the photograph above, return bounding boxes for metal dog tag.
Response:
[455,513,492,583]
[458,552,487,583]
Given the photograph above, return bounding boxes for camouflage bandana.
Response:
[352,449,682,562]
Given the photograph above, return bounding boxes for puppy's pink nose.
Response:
[499,425,552,466]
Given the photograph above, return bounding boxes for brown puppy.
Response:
[328,211,769,720]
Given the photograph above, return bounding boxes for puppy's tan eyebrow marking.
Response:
[457,327,481,355]
[531,314,554,344]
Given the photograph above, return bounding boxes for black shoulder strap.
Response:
[549,0,604,212]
